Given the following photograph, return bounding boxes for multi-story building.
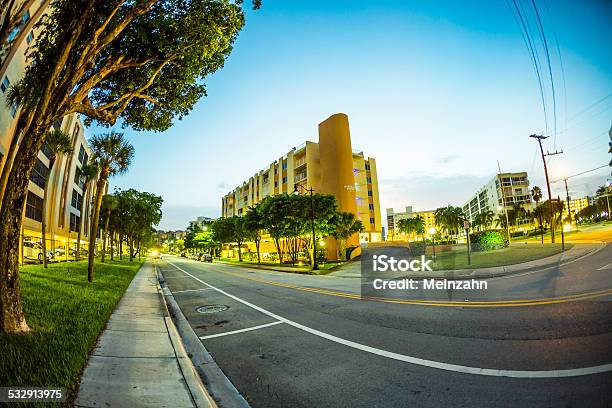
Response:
[189,216,215,230]
[221,113,382,260]
[1,1,97,264]
[386,206,436,241]
[563,196,589,220]
[462,172,533,224]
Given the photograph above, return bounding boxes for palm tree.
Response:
[331,212,363,260]
[87,132,134,282]
[397,218,415,241]
[75,163,98,261]
[41,129,73,268]
[532,186,544,243]
[413,215,425,240]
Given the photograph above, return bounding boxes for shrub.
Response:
[469,230,509,252]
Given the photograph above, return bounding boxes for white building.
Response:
[462,172,533,223]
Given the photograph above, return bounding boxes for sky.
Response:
[96,0,612,231]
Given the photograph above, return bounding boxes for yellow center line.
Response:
[166,260,612,308]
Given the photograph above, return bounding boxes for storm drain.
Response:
[196,305,229,314]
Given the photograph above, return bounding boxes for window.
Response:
[74,166,85,189]
[365,163,370,171]
[78,145,88,164]
[71,189,83,210]
[369,204,374,210]
[370,217,375,224]
[40,142,53,159]
[368,190,373,197]
[70,213,81,233]
[26,31,34,44]
[25,191,43,222]
[282,162,287,170]
[366,177,372,184]
[274,181,278,188]
[1,77,9,93]
[282,176,287,184]
[9,102,18,118]
[30,159,49,189]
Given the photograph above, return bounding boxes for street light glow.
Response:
[428,227,436,235]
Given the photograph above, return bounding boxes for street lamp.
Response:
[428,226,437,262]
[294,183,318,270]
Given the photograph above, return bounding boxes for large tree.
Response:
[0,0,258,333]
[330,212,362,261]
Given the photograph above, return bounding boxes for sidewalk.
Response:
[75,261,215,408]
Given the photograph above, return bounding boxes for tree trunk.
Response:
[255,239,261,263]
[41,179,49,268]
[102,208,110,263]
[119,237,123,260]
[0,126,47,334]
[237,241,242,262]
[110,232,114,261]
[76,185,87,261]
[88,172,107,282]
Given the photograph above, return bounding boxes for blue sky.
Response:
[99,0,612,230]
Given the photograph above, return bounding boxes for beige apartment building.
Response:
[386,206,436,241]
[221,113,382,260]
[1,1,97,264]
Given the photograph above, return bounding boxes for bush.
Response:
[407,242,427,256]
[470,230,509,252]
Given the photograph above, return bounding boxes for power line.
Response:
[510,0,548,132]
[551,165,608,183]
[530,0,557,148]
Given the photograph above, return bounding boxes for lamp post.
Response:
[294,183,318,271]
[428,226,437,262]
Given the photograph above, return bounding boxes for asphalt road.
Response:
[157,246,612,408]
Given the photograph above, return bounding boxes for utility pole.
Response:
[530,135,563,243]
[563,178,571,222]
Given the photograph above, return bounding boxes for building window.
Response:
[368,190,373,197]
[30,158,49,189]
[366,177,372,184]
[25,191,43,222]
[9,102,18,118]
[1,76,9,93]
[370,217,375,224]
[74,166,85,189]
[78,145,88,164]
[26,31,34,44]
[274,181,278,188]
[282,162,287,170]
[365,163,370,171]
[71,189,83,210]
[369,203,374,210]
[70,213,81,233]
[40,142,53,160]
[282,176,287,184]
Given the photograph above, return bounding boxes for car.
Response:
[23,241,54,262]
[201,253,212,263]
[180,252,186,257]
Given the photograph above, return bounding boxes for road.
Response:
[157,245,612,408]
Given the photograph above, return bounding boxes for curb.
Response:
[154,264,218,408]
[156,266,251,408]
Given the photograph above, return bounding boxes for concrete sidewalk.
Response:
[75,261,215,408]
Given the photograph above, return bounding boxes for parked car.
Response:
[69,246,88,257]
[54,247,65,257]
[201,253,212,263]
[23,241,54,262]
[180,252,186,257]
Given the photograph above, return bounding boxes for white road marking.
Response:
[166,259,612,379]
[596,262,612,271]
[200,321,284,340]
[172,288,214,294]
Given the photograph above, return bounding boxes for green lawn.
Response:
[431,243,571,270]
[0,259,144,406]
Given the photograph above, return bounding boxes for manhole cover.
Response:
[197,305,229,314]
